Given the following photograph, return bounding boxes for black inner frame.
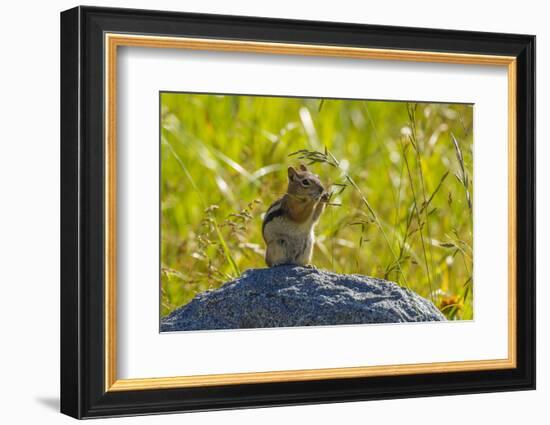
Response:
[60,6,535,419]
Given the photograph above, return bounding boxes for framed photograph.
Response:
[60,6,535,419]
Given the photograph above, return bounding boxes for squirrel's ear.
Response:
[287,166,297,180]
[299,164,308,171]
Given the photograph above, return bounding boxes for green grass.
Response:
[160,93,474,321]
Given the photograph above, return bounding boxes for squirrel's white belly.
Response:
[264,215,314,238]
[263,216,315,267]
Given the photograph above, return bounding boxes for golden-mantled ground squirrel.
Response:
[262,164,329,267]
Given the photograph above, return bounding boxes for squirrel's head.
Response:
[287,164,326,201]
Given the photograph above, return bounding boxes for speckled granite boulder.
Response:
[160,265,445,332]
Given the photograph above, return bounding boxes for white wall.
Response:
[0,0,545,423]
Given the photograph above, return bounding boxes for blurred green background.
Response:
[160,93,473,321]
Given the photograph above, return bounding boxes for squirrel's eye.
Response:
[301,179,310,186]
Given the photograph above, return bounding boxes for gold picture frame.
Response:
[104,34,518,392]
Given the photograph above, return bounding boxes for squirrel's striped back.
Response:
[262,197,285,235]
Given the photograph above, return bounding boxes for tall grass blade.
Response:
[162,137,241,277]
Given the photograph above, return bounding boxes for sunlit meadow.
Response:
[160,93,473,320]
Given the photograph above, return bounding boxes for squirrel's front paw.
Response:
[320,192,330,202]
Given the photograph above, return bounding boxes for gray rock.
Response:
[160,265,445,332]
